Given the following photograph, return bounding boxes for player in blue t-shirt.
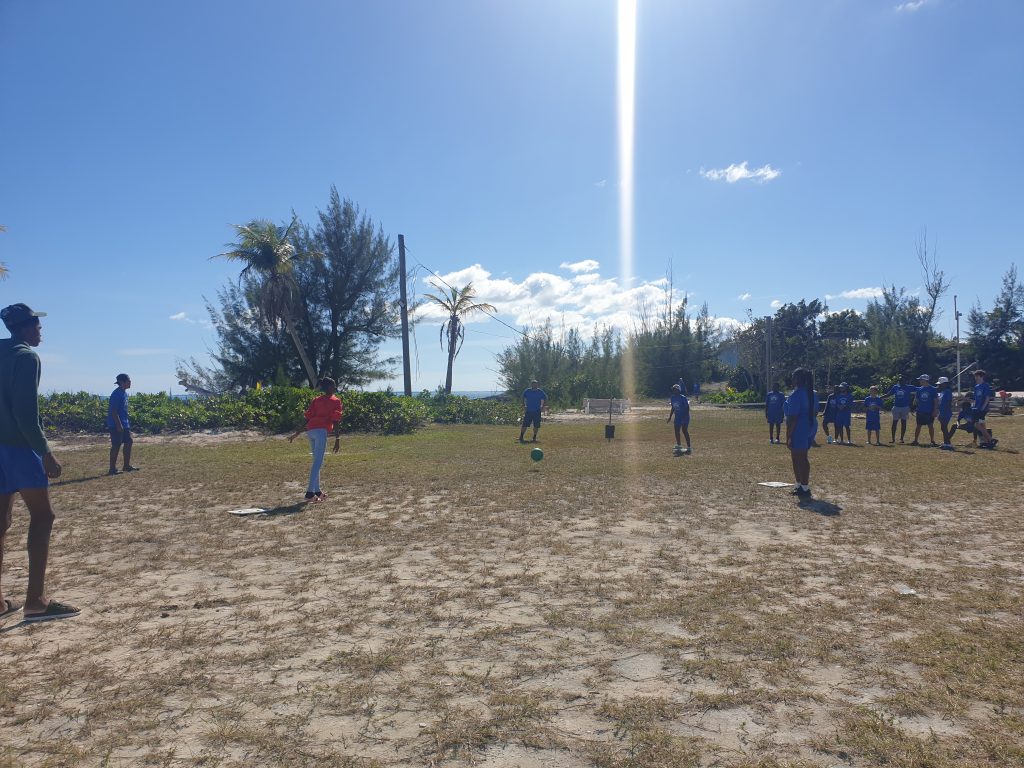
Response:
[785,368,816,496]
[765,383,785,444]
[834,383,854,445]
[667,384,691,453]
[518,380,547,443]
[106,373,139,475]
[887,374,915,443]
[910,374,938,446]
[863,386,884,445]
[971,370,997,448]
[935,376,955,450]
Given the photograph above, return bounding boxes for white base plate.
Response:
[228,507,268,516]
[757,481,794,488]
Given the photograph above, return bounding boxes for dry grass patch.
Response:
[1,411,1021,766]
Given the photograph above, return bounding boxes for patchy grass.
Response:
[0,409,1021,767]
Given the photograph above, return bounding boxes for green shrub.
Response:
[38,386,516,436]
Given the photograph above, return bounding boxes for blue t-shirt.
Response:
[973,381,992,411]
[863,395,884,413]
[522,388,547,412]
[106,387,130,429]
[889,384,914,408]
[915,385,937,415]
[785,387,814,447]
[765,391,785,421]
[670,393,690,422]
[822,395,837,419]
[835,392,853,413]
[937,389,953,420]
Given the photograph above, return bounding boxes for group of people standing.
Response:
[776,368,1001,497]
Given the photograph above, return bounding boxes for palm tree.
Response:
[213,219,318,387]
[422,281,496,394]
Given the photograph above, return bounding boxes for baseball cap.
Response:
[672,383,681,391]
[1,303,46,331]
[917,373,930,381]
[936,376,949,384]
[116,373,131,383]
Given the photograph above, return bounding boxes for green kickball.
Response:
[530,447,544,462]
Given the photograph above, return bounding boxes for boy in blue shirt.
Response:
[972,370,997,449]
[888,374,915,443]
[765,383,785,444]
[935,376,955,450]
[667,384,691,454]
[518,380,547,443]
[106,373,139,475]
[834,382,854,445]
[863,385,884,445]
[910,374,938,447]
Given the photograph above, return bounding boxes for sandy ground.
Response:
[2,413,1022,767]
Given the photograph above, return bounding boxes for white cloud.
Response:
[738,292,752,301]
[700,161,781,184]
[560,259,600,274]
[825,287,884,301]
[593,179,608,188]
[414,263,681,339]
[770,299,782,308]
[895,0,930,12]
[713,316,745,333]
[118,348,175,356]
[169,311,195,324]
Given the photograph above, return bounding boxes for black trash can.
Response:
[605,424,615,440]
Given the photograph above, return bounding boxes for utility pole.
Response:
[954,294,962,396]
[398,234,412,397]
[765,316,773,394]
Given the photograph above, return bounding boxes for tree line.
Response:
[178,194,1023,400]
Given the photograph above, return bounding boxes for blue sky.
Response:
[2,0,1021,394]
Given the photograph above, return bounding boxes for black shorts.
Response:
[521,410,541,429]
[916,413,934,426]
[971,408,988,423]
[109,428,133,448]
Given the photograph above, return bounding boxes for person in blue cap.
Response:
[0,304,80,623]
[106,373,140,475]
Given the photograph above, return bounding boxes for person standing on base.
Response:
[765,383,785,444]
[107,373,139,475]
[518,380,547,443]
[288,378,342,502]
[785,368,815,496]
[0,304,80,622]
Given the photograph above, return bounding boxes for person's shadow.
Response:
[250,501,308,517]
[52,474,108,487]
[798,497,842,517]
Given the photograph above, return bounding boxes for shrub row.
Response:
[40,388,521,436]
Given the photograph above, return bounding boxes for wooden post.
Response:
[398,234,412,397]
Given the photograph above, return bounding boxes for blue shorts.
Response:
[865,414,881,431]
[674,417,690,427]
[0,444,48,494]
[522,410,541,429]
[767,415,784,425]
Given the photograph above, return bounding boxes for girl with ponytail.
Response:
[785,367,815,496]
